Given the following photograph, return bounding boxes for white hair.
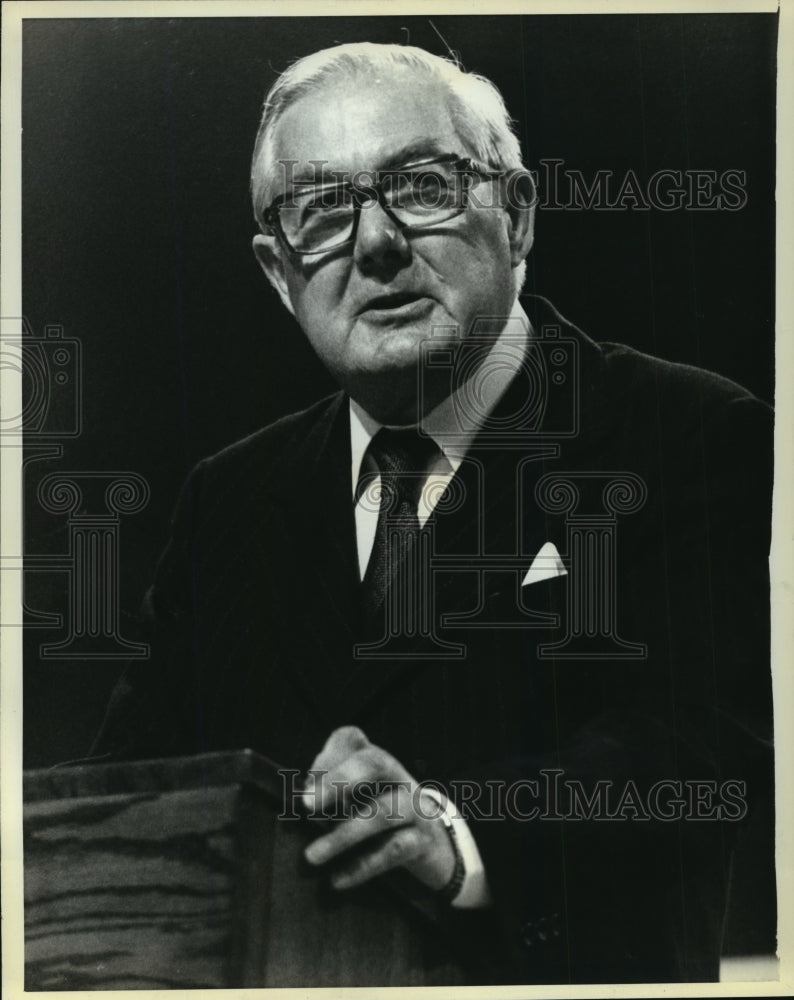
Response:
[250,42,529,292]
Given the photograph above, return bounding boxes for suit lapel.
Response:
[426,292,609,571]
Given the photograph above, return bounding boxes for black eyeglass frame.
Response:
[261,153,504,256]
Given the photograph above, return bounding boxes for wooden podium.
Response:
[24,751,467,990]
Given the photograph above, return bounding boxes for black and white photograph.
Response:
[1,1,791,994]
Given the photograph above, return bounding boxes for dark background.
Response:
[21,13,776,765]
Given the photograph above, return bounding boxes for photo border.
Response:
[2,1,790,997]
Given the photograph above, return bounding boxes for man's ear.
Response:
[252,234,296,317]
[504,170,536,266]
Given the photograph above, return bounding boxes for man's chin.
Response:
[350,323,427,370]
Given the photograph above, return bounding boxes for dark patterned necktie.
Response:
[360,427,439,621]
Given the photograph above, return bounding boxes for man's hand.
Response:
[302,726,456,892]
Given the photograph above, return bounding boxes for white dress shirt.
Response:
[351,299,530,576]
[348,298,531,907]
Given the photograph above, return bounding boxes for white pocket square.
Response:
[521,542,567,586]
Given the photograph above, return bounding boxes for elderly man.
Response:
[95,42,774,984]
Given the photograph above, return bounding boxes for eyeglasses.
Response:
[261,154,502,256]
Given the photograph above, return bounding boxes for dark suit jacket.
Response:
[94,297,774,984]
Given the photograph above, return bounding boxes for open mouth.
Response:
[361,291,426,313]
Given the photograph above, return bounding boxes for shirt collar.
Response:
[349,298,531,497]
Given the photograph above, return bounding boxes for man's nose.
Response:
[353,197,411,274]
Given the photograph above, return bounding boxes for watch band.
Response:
[436,805,466,903]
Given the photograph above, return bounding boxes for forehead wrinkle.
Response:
[281,78,461,151]
[375,140,458,170]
